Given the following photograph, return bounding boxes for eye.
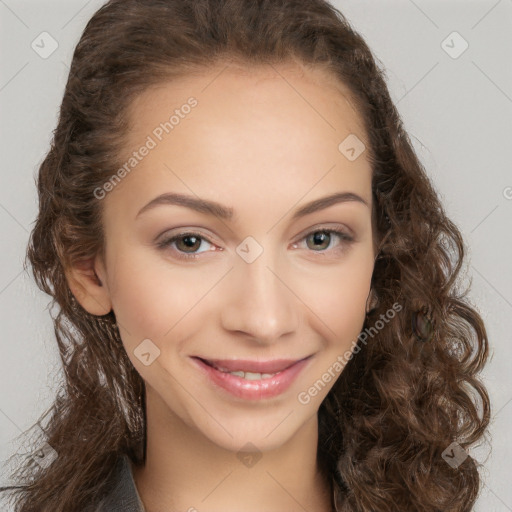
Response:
[156,226,355,261]
[156,231,218,260]
[292,227,354,255]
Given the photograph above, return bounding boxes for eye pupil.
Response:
[307,231,330,251]
[177,235,201,252]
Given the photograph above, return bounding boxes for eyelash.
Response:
[156,226,355,261]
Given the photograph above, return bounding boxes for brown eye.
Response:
[175,234,202,253]
[156,231,217,260]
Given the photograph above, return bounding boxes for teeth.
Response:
[216,368,277,380]
[243,371,266,380]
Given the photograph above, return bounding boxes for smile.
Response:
[190,355,313,400]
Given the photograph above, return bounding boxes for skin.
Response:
[67,61,377,512]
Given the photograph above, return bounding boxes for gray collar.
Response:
[96,454,146,512]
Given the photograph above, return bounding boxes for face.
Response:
[92,62,375,452]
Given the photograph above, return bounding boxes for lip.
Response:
[190,355,313,400]
[194,357,306,374]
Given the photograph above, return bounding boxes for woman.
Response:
[0,0,490,511]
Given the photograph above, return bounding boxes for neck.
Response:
[131,385,334,512]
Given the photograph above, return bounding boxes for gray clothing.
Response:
[96,454,145,512]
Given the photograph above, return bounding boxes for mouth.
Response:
[192,356,311,379]
[190,355,314,400]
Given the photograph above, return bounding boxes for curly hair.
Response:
[0,0,490,510]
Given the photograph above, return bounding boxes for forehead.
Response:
[111,61,372,216]
[127,60,365,140]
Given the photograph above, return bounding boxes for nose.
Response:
[219,251,299,346]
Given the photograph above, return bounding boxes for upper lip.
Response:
[193,356,311,373]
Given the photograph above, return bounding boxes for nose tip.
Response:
[219,258,299,345]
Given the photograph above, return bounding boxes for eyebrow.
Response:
[135,191,368,221]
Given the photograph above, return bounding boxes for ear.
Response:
[64,253,112,316]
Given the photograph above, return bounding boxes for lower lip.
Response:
[191,356,312,400]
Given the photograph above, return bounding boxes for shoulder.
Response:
[95,454,146,512]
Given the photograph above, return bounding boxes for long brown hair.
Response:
[1,1,490,510]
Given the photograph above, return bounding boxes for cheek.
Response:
[107,251,216,347]
[108,240,374,357]
[296,253,373,346]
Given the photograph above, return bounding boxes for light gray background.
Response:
[1,0,511,510]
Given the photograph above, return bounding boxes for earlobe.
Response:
[64,256,112,316]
